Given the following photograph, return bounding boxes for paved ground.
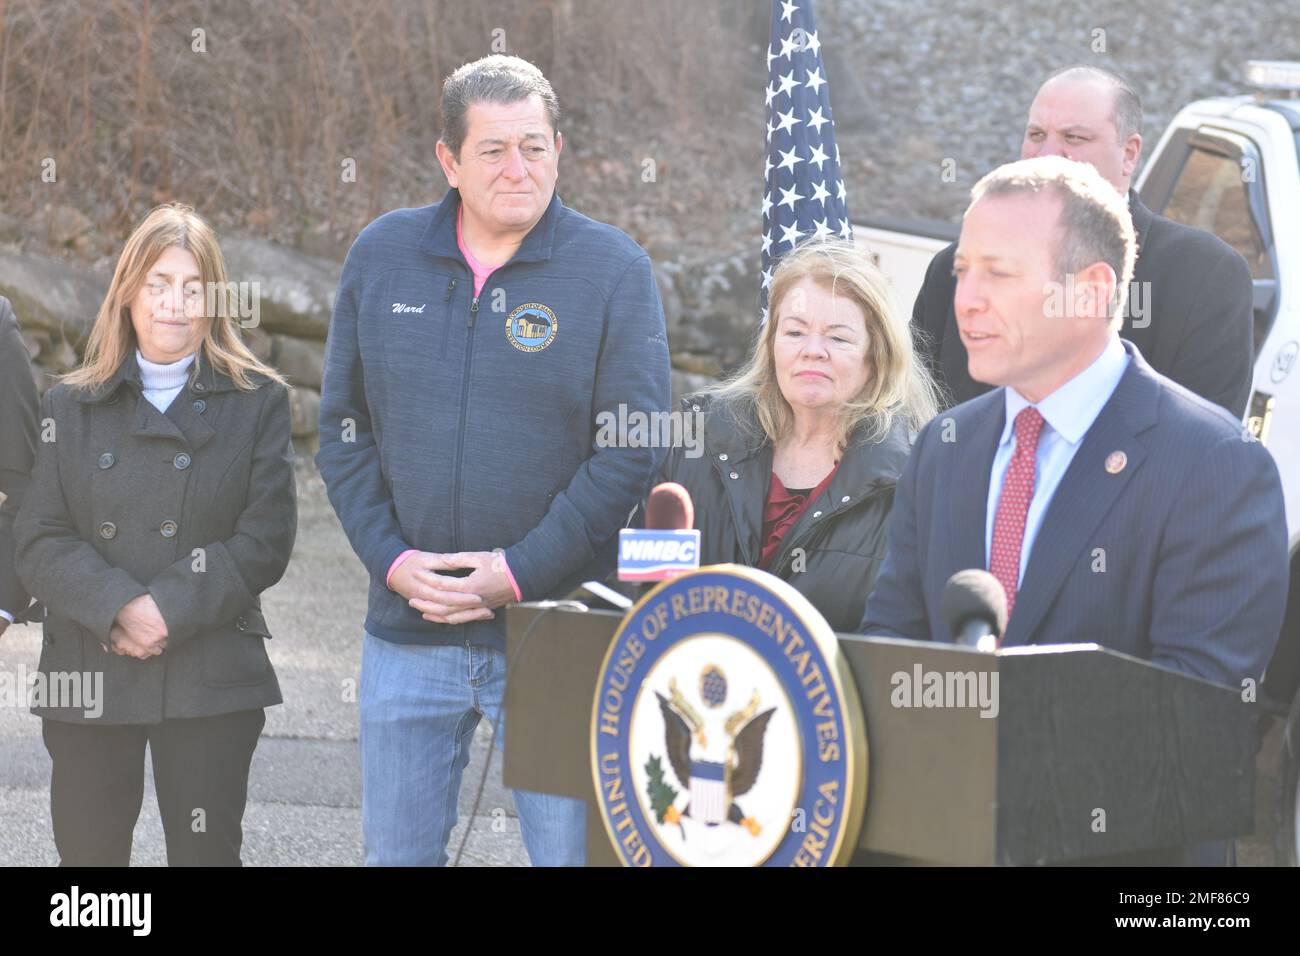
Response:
[0,461,529,867]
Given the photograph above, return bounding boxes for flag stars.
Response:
[775,108,801,135]
[777,184,804,210]
[760,8,849,305]
[777,146,804,172]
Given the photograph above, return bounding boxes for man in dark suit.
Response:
[913,66,1254,419]
[862,156,1287,864]
[0,296,39,635]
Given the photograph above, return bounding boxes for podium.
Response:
[503,602,1258,866]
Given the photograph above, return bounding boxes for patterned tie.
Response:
[989,406,1046,631]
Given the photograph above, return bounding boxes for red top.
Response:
[759,464,838,569]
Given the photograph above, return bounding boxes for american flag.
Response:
[761,0,853,316]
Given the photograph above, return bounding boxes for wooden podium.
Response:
[503,602,1258,865]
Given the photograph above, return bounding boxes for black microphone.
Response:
[941,569,1007,651]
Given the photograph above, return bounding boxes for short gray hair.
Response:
[439,55,561,160]
[1041,65,1143,143]
[970,156,1137,322]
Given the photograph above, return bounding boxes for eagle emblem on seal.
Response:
[644,666,776,839]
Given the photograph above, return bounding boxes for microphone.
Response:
[941,569,1007,652]
[617,482,700,584]
[645,481,694,531]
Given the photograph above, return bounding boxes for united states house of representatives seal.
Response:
[591,565,868,866]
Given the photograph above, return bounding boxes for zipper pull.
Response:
[445,278,457,301]
[469,296,480,328]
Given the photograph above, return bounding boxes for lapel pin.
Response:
[1104,450,1127,475]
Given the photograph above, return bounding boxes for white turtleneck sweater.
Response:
[137,349,196,413]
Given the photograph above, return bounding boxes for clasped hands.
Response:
[389,551,517,625]
[104,593,169,659]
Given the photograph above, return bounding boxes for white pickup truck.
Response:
[856,61,1300,866]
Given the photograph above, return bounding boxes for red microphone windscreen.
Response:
[645,482,694,531]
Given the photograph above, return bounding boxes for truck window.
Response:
[1162,147,1275,280]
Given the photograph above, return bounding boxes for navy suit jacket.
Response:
[862,339,1287,690]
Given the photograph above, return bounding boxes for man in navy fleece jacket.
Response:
[317,55,670,866]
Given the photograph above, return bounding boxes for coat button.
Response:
[812,510,823,519]
[173,453,192,470]
[719,453,728,461]
[729,471,739,480]
[841,495,850,503]
[160,520,178,538]
[691,404,701,412]
[236,617,248,631]
[97,452,115,469]
[192,399,206,413]
[98,521,117,539]
[192,381,207,392]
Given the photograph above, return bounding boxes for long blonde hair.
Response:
[707,237,939,450]
[63,203,286,391]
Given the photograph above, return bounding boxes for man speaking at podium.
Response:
[860,156,1288,863]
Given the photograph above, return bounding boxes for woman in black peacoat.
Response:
[14,203,297,866]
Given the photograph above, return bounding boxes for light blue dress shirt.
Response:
[985,335,1131,585]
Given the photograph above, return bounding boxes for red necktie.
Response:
[989,406,1046,630]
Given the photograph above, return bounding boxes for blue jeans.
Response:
[359,632,586,866]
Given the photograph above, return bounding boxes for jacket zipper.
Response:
[450,291,480,554]
[442,279,457,355]
[769,488,883,575]
[716,457,757,566]
[770,513,832,576]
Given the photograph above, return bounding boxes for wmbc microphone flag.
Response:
[618,529,701,582]
[760,0,854,317]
